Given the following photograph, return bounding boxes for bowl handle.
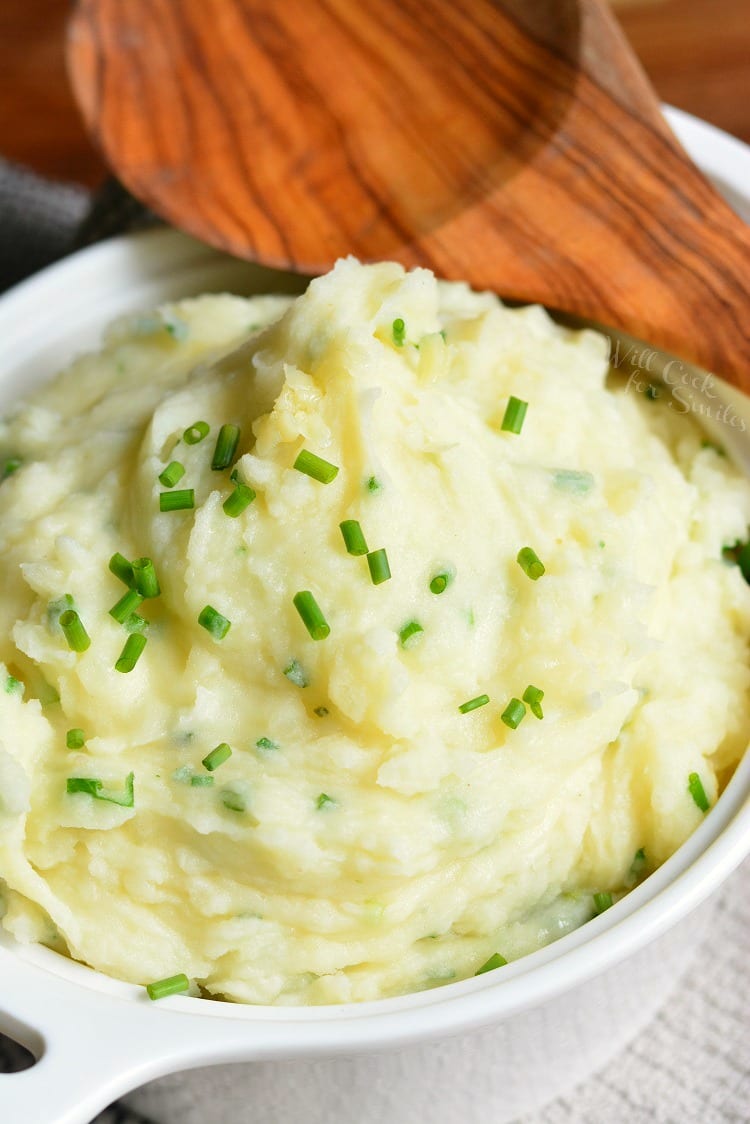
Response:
[0,940,244,1124]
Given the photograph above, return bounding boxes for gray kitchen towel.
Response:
[0,155,748,1124]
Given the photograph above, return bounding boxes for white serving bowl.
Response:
[0,108,748,1124]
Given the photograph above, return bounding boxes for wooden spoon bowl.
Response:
[68,0,750,387]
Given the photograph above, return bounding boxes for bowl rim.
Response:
[0,106,748,1058]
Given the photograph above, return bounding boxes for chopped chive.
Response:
[592,891,613,914]
[67,771,134,807]
[293,591,330,641]
[124,612,148,634]
[501,396,528,435]
[159,460,185,488]
[314,706,329,717]
[115,633,147,673]
[501,697,526,729]
[392,317,406,347]
[5,675,23,696]
[554,470,594,495]
[190,775,214,787]
[340,519,368,556]
[47,593,75,633]
[160,488,194,512]
[198,605,231,640]
[645,384,660,401]
[109,588,144,624]
[109,552,134,587]
[223,483,256,517]
[202,742,232,771]
[316,793,337,810]
[366,475,382,494]
[517,547,545,581]
[284,659,308,688]
[628,847,647,884]
[398,620,424,649]
[146,974,189,1001]
[255,736,279,753]
[522,684,544,719]
[59,609,91,653]
[367,548,391,585]
[429,569,454,595]
[459,694,489,714]
[1,456,22,481]
[688,771,710,813]
[221,788,246,812]
[183,421,209,445]
[475,952,508,975]
[293,449,339,484]
[131,558,160,599]
[211,424,241,471]
[66,728,85,750]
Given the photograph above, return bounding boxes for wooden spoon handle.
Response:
[424,2,750,385]
[67,0,750,387]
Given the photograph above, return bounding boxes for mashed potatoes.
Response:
[1,259,749,1004]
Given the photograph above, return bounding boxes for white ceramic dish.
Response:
[0,107,748,1124]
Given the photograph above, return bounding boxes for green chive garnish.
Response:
[255,736,279,754]
[190,775,214,787]
[366,475,382,494]
[316,793,337,810]
[392,317,406,347]
[109,552,134,587]
[501,396,528,434]
[517,547,545,581]
[211,424,241,471]
[223,483,256,517]
[66,728,85,750]
[475,952,508,975]
[688,772,710,813]
[183,421,209,445]
[131,558,160,598]
[293,449,339,484]
[221,788,246,813]
[159,489,195,512]
[198,605,231,640]
[399,620,423,649]
[1,456,22,481]
[202,742,232,771]
[593,891,613,914]
[59,609,91,653]
[367,548,391,585]
[459,694,489,714]
[124,612,148,634]
[67,772,134,807]
[5,675,23,696]
[109,588,144,624]
[146,974,189,1001]
[284,659,308,687]
[522,684,544,719]
[293,591,330,641]
[115,633,147,673]
[314,706,329,717]
[47,593,75,633]
[645,384,660,401]
[501,697,526,729]
[340,519,368,556]
[159,460,185,488]
[429,570,454,595]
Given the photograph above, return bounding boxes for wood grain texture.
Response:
[67,0,750,385]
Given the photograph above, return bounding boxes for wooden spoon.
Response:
[67,0,750,387]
